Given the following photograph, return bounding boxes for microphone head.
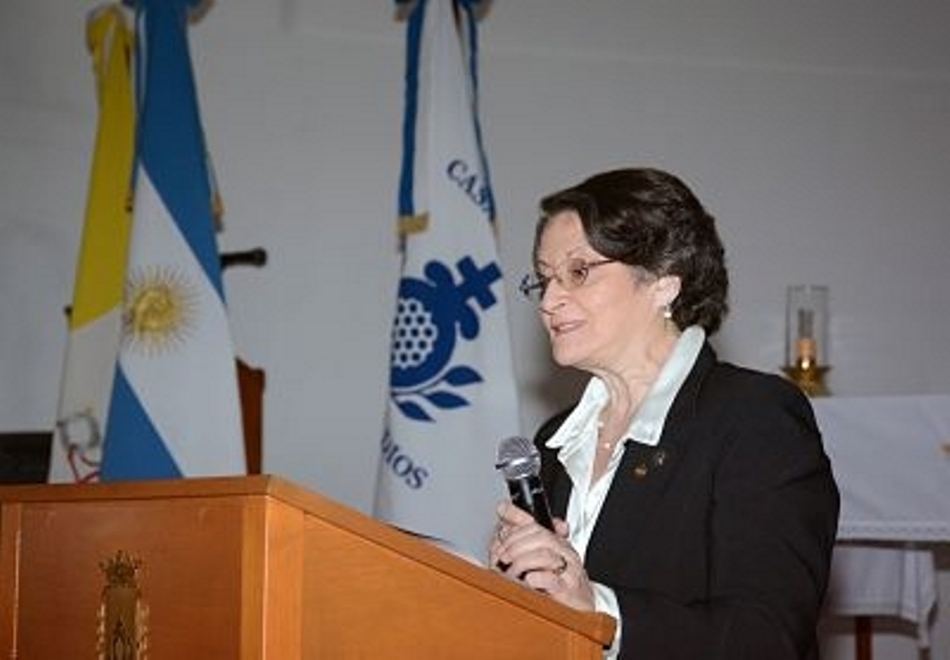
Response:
[495,436,541,481]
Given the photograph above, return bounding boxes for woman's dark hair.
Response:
[535,167,729,335]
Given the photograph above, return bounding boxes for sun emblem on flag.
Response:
[122,265,198,356]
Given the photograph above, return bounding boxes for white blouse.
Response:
[544,326,705,656]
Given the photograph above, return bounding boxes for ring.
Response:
[496,525,508,542]
[553,554,568,576]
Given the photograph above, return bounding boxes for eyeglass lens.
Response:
[519,258,611,301]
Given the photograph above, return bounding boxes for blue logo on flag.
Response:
[390,256,501,421]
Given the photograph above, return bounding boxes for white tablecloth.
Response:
[826,544,937,644]
[813,395,950,647]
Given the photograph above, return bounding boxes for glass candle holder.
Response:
[783,285,830,396]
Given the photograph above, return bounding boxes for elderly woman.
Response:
[490,168,839,659]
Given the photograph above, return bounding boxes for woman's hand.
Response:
[489,501,596,611]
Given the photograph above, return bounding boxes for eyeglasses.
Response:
[518,257,616,302]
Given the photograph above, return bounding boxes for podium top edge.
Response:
[0,474,278,502]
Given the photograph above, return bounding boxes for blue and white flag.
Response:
[375,0,521,560]
[101,0,245,480]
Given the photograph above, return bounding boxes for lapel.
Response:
[584,344,718,574]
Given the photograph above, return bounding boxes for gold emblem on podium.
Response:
[98,550,148,660]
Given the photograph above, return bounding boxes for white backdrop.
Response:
[1,2,948,657]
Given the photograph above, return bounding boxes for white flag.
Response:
[374,0,522,561]
[49,5,134,483]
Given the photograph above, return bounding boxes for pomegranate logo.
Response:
[389,256,501,422]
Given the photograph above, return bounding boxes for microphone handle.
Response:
[507,475,554,531]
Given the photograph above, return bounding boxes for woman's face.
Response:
[535,211,667,372]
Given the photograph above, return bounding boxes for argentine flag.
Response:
[101,0,245,480]
[374,0,521,560]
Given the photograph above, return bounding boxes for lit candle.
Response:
[796,308,816,366]
[784,285,830,395]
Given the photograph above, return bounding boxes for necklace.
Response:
[597,418,618,450]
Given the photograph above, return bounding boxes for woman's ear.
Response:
[654,275,682,309]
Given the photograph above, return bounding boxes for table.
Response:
[813,395,950,658]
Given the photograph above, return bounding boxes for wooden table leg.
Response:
[855,616,872,660]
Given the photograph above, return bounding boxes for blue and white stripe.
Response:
[102,0,245,480]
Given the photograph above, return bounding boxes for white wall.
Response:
[1,1,948,657]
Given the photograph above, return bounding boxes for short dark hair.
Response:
[535,167,729,335]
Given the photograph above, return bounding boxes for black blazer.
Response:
[535,344,839,660]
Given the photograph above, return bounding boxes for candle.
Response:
[784,284,830,396]
[797,308,813,340]
[796,308,816,366]
[786,285,829,369]
[796,337,816,366]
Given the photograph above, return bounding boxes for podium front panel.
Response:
[2,494,249,658]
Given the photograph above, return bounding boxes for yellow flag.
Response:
[48,4,135,483]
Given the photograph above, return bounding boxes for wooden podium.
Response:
[0,475,614,658]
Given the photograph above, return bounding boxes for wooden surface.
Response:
[0,475,614,658]
[855,616,872,660]
[237,359,265,474]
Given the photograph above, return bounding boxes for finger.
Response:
[520,561,568,594]
[496,500,536,526]
[494,521,509,543]
[497,542,561,580]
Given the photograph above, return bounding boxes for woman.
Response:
[489,168,839,659]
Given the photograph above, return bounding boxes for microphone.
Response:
[495,436,555,531]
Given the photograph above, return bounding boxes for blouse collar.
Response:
[546,326,706,460]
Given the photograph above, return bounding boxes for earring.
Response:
[662,304,673,320]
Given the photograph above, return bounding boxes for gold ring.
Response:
[553,554,568,576]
